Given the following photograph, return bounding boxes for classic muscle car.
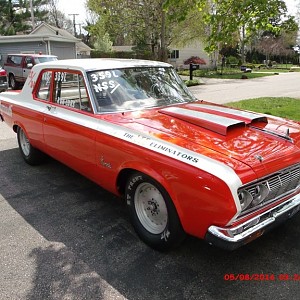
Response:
[0,59,299,250]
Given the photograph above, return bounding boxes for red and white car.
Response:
[0,59,300,250]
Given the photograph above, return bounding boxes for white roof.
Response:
[33,58,172,73]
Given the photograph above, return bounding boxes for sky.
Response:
[58,0,87,24]
[285,0,298,15]
[57,0,298,25]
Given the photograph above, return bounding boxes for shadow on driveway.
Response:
[1,148,300,299]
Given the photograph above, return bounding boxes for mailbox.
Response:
[189,64,200,80]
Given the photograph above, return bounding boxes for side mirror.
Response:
[27,63,33,69]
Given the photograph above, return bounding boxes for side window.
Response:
[36,71,52,101]
[25,56,33,65]
[53,71,91,112]
[11,56,22,65]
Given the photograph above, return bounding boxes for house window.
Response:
[169,50,179,59]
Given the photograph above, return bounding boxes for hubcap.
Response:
[134,182,168,234]
[19,129,30,156]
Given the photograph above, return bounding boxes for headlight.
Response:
[238,190,253,210]
[238,183,270,211]
[252,184,269,206]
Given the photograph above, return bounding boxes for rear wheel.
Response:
[9,74,18,90]
[125,172,186,251]
[17,127,44,165]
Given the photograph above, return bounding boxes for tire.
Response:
[17,127,44,165]
[9,74,18,90]
[125,172,186,251]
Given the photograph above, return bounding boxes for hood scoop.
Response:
[188,104,268,124]
[159,107,246,135]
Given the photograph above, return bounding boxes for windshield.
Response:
[87,67,196,113]
[35,56,57,63]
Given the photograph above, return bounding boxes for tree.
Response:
[165,0,298,62]
[0,0,48,35]
[46,0,73,32]
[87,0,196,61]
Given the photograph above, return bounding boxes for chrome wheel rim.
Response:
[134,182,168,234]
[19,129,30,156]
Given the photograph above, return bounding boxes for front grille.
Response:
[240,163,300,215]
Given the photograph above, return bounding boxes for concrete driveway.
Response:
[188,72,300,103]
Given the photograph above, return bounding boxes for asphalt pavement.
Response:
[1,74,300,299]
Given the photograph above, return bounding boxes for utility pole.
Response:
[68,14,79,37]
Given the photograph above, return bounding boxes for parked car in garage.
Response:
[4,53,57,89]
[0,59,299,250]
[0,66,8,92]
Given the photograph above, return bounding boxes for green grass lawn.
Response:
[207,72,275,79]
[225,97,300,121]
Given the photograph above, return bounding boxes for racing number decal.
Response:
[90,71,120,94]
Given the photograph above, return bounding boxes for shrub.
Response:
[184,56,206,65]
[226,56,239,66]
[184,79,201,86]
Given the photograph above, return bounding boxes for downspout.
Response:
[48,40,51,55]
[41,38,51,55]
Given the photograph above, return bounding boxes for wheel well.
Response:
[116,168,136,196]
[13,124,19,133]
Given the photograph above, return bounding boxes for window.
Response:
[9,55,22,65]
[25,56,33,65]
[36,71,52,101]
[169,50,179,59]
[87,67,195,113]
[53,71,91,112]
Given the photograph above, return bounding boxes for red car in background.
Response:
[0,67,8,92]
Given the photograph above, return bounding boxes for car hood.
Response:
[112,102,300,180]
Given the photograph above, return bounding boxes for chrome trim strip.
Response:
[208,193,300,243]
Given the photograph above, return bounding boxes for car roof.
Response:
[33,58,172,72]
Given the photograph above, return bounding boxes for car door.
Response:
[42,69,97,177]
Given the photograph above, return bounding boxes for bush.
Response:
[183,56,206,65]
[226,56,239,66]
[184,79,201,86]
[90,50,153,60]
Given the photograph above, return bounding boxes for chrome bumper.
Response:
[205,192,300,250]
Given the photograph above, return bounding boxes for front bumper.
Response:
[205,192,300,250]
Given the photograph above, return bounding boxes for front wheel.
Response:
[125,172,186,251]
[17,127,44,165]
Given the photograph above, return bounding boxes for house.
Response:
[0,22,91,66]
[30,23,91,58]
[113,41,211,68]
[168,41,210,69]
